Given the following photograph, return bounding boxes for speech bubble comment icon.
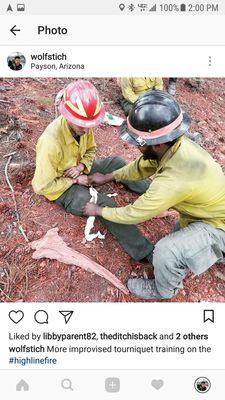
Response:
[34,310,49,324]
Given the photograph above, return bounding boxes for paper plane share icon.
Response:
[59,311,74,324]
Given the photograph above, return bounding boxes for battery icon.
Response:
[180,3,186,11]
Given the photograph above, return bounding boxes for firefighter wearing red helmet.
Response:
[32,80,153,262]
[84,90,225,300]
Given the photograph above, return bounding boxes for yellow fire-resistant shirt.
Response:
[121,77,164,103]
[32,116,96,201]
[102,136,225,232]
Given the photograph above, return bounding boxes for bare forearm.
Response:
[102,172,114,183]
[77,162,85,171]
[88,172,114,186]
[83,203,103,216]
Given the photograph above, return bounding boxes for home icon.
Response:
[16,379,29,391]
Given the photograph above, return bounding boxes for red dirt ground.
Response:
[0,77,225,303]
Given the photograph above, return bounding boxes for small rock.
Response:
[40,261,47,268]
[130,271,138,277]
[15,247,23,254]
[215,270,225,282]
[220,146,225,155]
[27,230,35,240]
[197,121,207,127]
[0,86,12,92]
[0,267,7,278]
[36,230,43,238]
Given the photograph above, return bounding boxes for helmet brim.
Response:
[58,102,105,128]
[120,112,191,146]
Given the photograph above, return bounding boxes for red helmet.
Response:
[57,80,105,128]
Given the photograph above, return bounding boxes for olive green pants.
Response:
[120,98,133,116]
[55,157,154,261]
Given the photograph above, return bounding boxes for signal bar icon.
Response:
[149,4,157,12]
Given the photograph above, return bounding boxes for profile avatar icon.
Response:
[7,52,26,71]
[194,377,211,393]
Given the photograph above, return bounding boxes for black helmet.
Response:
[120,90,191,146]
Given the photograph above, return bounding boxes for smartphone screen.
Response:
[0,1,224,398]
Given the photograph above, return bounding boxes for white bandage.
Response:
[84,187,105,242]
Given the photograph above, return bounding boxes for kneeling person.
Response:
[84,90,225,300]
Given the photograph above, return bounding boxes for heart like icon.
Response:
[151,379,164,390]
[9,310,24,324]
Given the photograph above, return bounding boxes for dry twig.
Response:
[32,78,46,85]
[3,151,17,158]
[4,154,29,242]
[0,99,11,104]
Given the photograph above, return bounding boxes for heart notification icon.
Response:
[151,379,164,390]
[9,310,24,324]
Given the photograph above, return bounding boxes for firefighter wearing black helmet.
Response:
[84,91,225,300]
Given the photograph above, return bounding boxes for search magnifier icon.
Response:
[61,378,74,391]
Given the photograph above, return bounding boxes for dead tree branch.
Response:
[4,154,29,242]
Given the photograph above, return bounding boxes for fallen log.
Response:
[30,227,129,295]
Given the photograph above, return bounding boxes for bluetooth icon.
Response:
[128,3,135,11]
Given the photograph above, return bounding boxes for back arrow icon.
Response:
[10,25,21,36]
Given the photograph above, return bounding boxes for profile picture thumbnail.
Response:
[7,52,26,71]
[194,377,211,393]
